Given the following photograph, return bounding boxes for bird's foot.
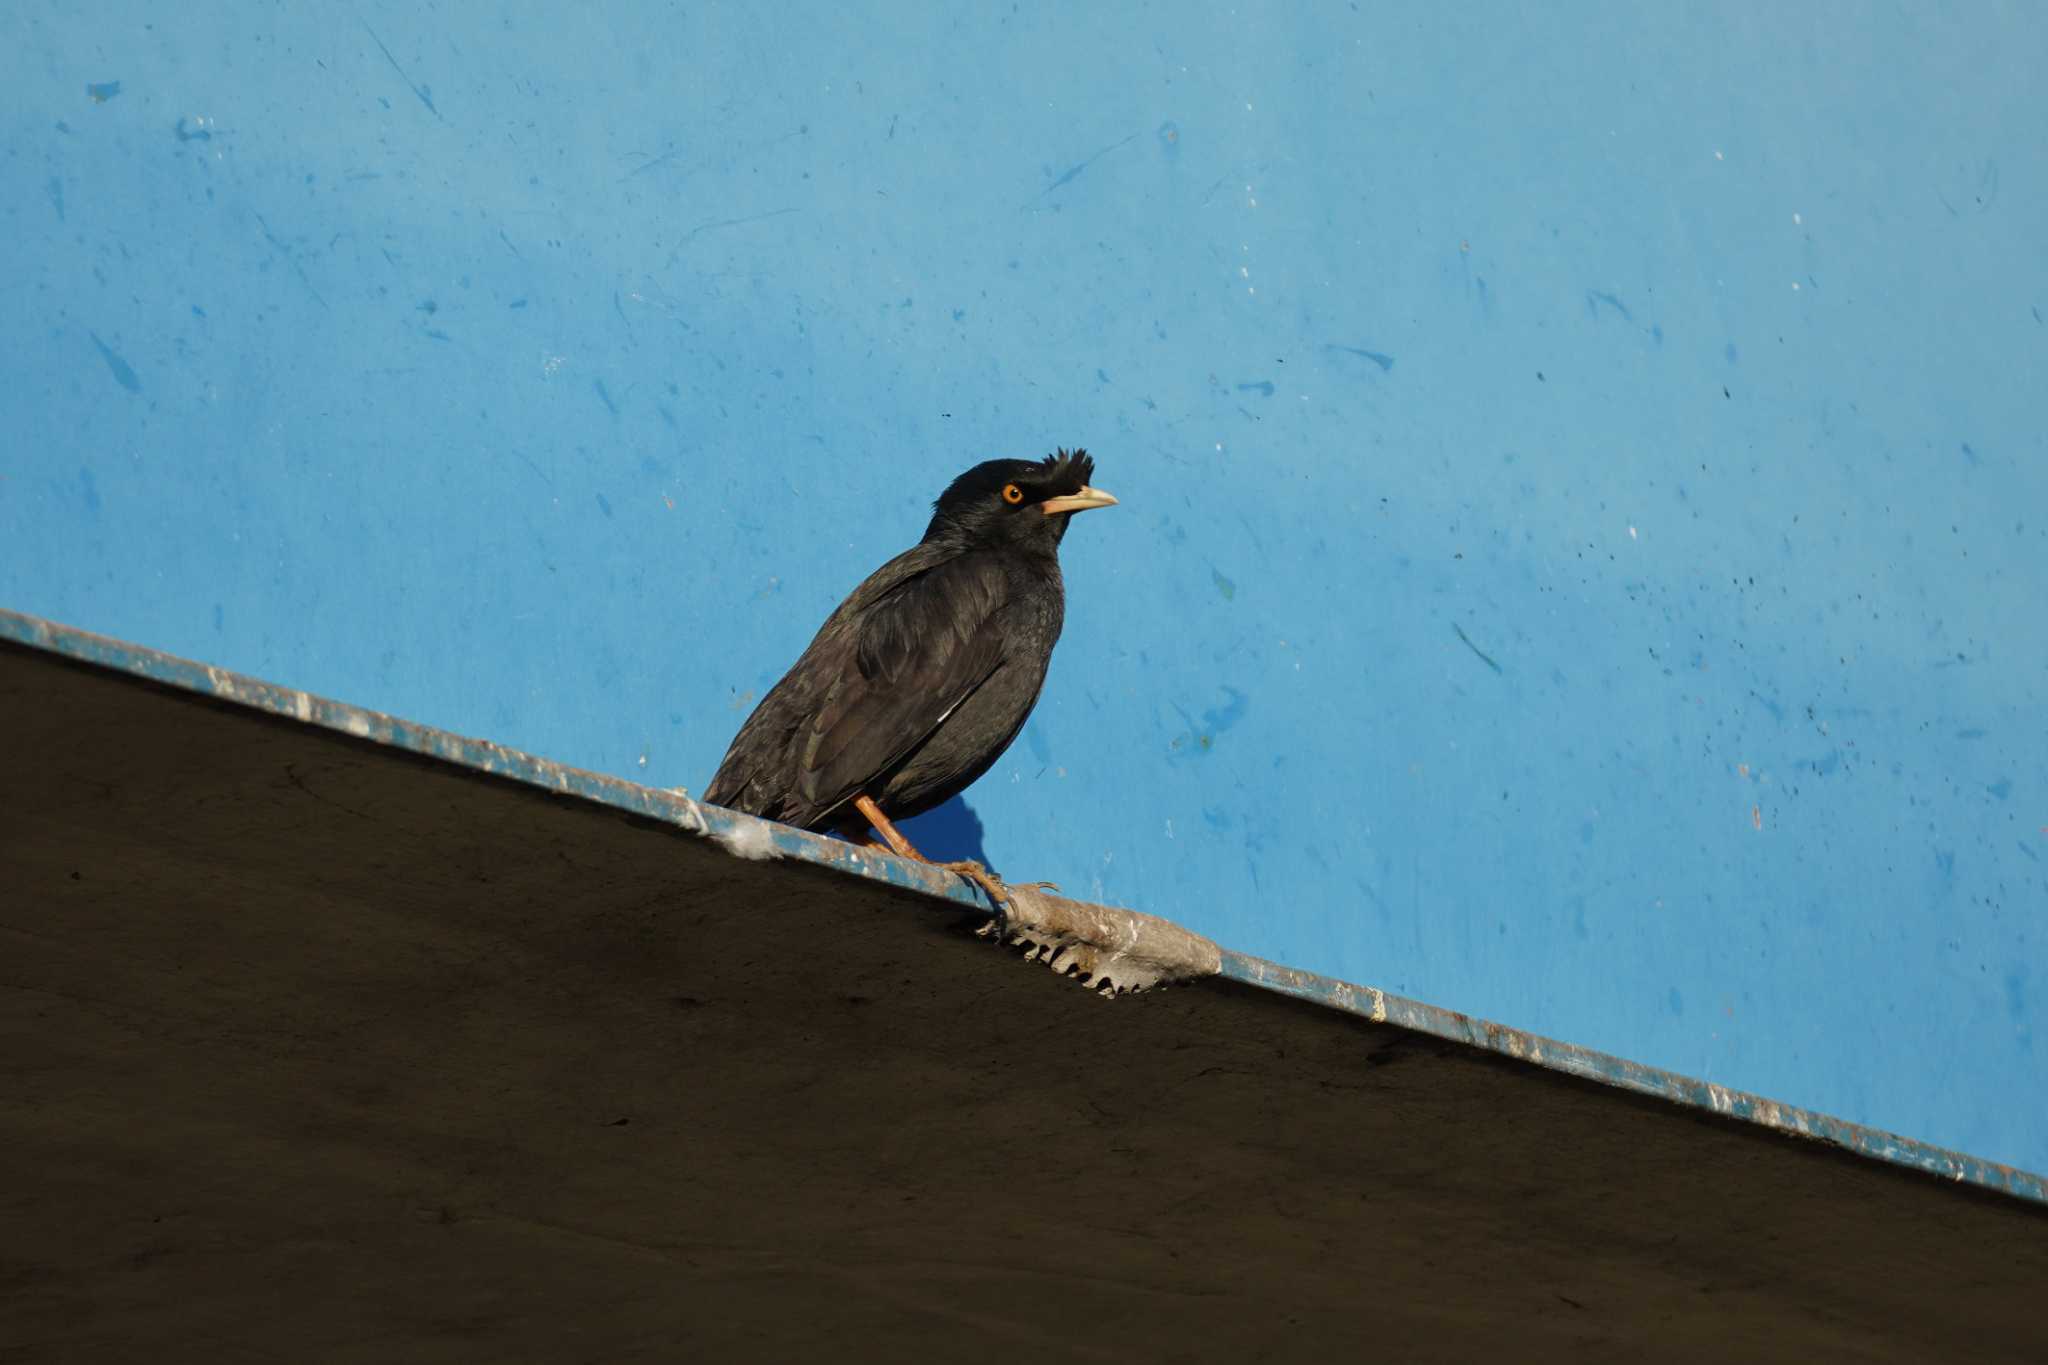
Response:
[850,796,1052,907]
[938,859,1018,908]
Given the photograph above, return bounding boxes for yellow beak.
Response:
[1037,486,1118,516]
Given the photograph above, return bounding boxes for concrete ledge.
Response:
[3,609,2044,1360]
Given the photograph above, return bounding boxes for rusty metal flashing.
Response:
[4,604,2041,1208]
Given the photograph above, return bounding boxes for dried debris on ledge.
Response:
[977,884,1223,996]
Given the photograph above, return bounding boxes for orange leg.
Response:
[850,794,1056,906]
[852,794,925,860]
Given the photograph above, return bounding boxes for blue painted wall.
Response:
[5,4,2043,1173]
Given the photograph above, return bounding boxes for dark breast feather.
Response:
[793,549,1011,819]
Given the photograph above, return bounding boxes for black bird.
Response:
[705,448,1116,901]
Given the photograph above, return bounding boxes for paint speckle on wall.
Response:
[87,333,142,393]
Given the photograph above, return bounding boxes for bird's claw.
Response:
[938,860,1022,909]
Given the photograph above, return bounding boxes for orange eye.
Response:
[1001,483,1025,505]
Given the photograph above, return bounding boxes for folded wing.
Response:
[705,546,1012,828]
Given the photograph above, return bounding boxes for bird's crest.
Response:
[1036,447,1094,495]
[929,448,1096,519]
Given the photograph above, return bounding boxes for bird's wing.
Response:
[791,548,1011,818]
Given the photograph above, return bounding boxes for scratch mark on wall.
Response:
[1324,344,1395,372]
[252,212,330,310]
[670,208,800,257]
[1586,290,1633,322]
[510,449,552,486]
[1027,132,1139,205]
[362,21,445,122]
[621,145,685,180]
[87,332,142,393]
[1451,622,1502,674]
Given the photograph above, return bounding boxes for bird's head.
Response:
[923,448,1117,552]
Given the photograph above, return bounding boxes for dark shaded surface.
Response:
[2,641,2042,1363]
